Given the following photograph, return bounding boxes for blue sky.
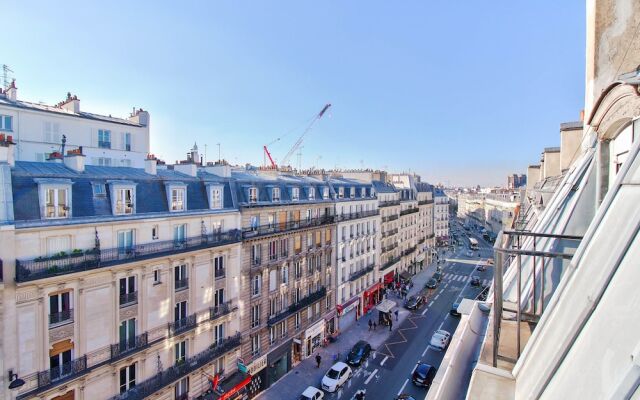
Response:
[5,1,585,186]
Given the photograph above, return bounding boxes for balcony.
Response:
[36,355,87,390]
[267,286,326,326]
[49,309,73,327]
[380,256,401,271]
[400,208,419,216]
[210,301,234,321]
[381,228,398,238]
[335,209,379,222]
[403,246,417,256]
[379,200,400,208]
[109,333,242,400]
[381,243,398,254]
[168,313,197,337]
[349,264,375,282]
[418,199,434,205]
[110,332,149,361]
[215,267,225,279]
[119,291,138,307]
[241,215,335,240]
[175,278,189,291]
[251,257,262,267]
[16,230,242,282]
[382,214,399,223]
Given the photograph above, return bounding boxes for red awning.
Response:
[384,271,395,283]
[219,374,252,400]
[365,282,383,296]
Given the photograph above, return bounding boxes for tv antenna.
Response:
[2,65,14,90]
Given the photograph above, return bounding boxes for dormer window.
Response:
[323,187,329,199]
[291,187,300,201]
[308,187,315,200]
[350,187,355,199]
[208,185,223,209]
[361,188,366,198]
[272,187,280,202]
[116,188,134,215]
[92,183,106,197]
[171,188,185,211]
[338,187,344,199]
[371,189,375,198]
[249,187,258,203]
[45,188,70,218]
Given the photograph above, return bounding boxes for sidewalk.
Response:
[256,256,446,400]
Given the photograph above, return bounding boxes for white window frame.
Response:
[207,184,224,209]
[0,114,13,131]
[119,363,136,394]
[171,187,185,211]
[249,187,258,203]
[109,182,136,215]
[98,129,111,148]
[272,187,281,202]
[291,187,300,201]
[323,187,329,199]
[308,187,315,200]
[338,187,344,199]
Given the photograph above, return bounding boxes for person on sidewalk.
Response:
[373,321,377,330]
[315,354,322,368]
[368,319,373,331]
[394,310,399,321]
[389,319,393,331]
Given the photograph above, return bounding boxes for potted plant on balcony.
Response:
[71,249,84,258]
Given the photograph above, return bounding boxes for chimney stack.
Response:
[128,108,150,127]
[6,80,17,102]
[0,134,16,167]
[145,154,158,175]
[63,148,86,172]
[60,92,80,113]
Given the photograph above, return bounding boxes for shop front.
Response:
[324,310,338,338]
[245,355,267,398]
[362,282,383,314]
[384,271,395,289]
[303,318,325,359]
[336,295,360,331]
[266,339,293,388]
[416,253,426,271]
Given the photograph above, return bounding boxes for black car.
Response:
[412,362,437,387]
[425,278,438,289]
[404,296,424,310]
[470,276,481,287]
[346,340,371,367]
[433,272,443,282]
[395,395,417,400]
[450,302,461,317]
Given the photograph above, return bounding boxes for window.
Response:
[361,188,366,198]
[97,157,112,166]
[210,187,223,209]
[215,288,225,307]
[306,208,312,222]
[119,276,137,306]
[269,241,277,260]
[171,188,185,211]
[98,129,111,148]
[174,224,187,245]
[214,323,225,345]
[249,187,258,203]
[338,187,344,199]
[119,363,136,393]
[272,187,280,202]
[295,312,301,329]
[123,132,132,151]
[0,114,13,131]
[350,187,355,198]
[251,304,261,328]
[269,269,277,292]
[279,238,288,257]
[49,345,72,382]
[153,269,161,284]
[175,340,187,364]
[308,187,315,200]
[251,244,261,264]
[174,265,188,291]
[174,301,188,323]
[250,215,260,230]
[115,188,134,215]
[294,235,302,253]
[252,275,262,296]
[323,187,329,199]
[175,377,189,399]
[49,291,72,326]
[214,256,224,278]
[44,187,69,219]
[117,230,135,256]
[251,334,261,355]
[119,318,136,351]
[282,265,289,284]
[93,183,106,197]
[152,225,159,240]
[291,187,300,201]
[212,221,223,234]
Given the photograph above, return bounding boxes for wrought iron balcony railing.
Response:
[209,301,234,321]
[349,264,375,282]
[335,210,379,222]
[382,214,399,223]
[37,355,87,389]
[215,267,225,279]
[267,287,326,326]
[49,309,73,327]
[16,230,241,282]
[110,332,149,361]
[241,215,335,240]
[175,278,189,291]
[119,291,138,307]
[168,313,197,337]
[380,256,401,271]
[379,200,400,208]
[400,208,419,216]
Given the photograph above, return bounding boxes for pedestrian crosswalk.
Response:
[442,273,491,286]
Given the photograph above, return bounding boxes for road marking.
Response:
[438,314,451,330]
[397,379,409,395]
[365,368,379,385]
[380,355,389,366]
[434,294,439,300]
[337,388,343,399]
[422,345,430,356]
[428,301,434,307]
[411,363,419,374]
[421,307,428,316]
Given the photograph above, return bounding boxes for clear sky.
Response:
[5,1,585,187]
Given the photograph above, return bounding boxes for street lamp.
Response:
[8,369,25,390]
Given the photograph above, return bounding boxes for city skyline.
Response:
[4,1,584,186]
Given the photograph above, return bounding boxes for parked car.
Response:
[450,302,461,317]
[404,296,424,310]
[470,276,481,286]
[346,340,371,367]
[395,395,417,400]
[425,278,438,289]
[466,250,473,257]
[321,362,352,392]
[476,264,486,272]
[300,386,324,400]
[433,272,443,282]
[430,329,451,350]
[412,362,437,387]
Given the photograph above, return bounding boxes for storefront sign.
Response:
[364,282,382,296]
[305,319,325,339]
[246,354,267,375]
[336,296,360,316]
[384,271,395,284]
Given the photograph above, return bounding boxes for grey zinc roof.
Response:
[415,182,433,192]
[372,180,397,193]
[11,161,236,223]
[0,97,143,127]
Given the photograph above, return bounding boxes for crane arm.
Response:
[263,145,277,168]
[280,103,331,166]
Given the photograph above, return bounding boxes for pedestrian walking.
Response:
[389,320,393,331]
[368,319,373,331]
[315,354,321,368]
[373,321,377,330]
[394,310,399,321]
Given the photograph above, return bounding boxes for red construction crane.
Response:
[263,103,331,169]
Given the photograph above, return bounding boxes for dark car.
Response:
[476,264,486,272]
[425,278,438,289]
[346,340,371,367]
[433,272,443,282]
[412,362,437,387]
[470,276,481,287]
[395,395,417,400]
[404,296,424,310]
[450,302,461,317]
